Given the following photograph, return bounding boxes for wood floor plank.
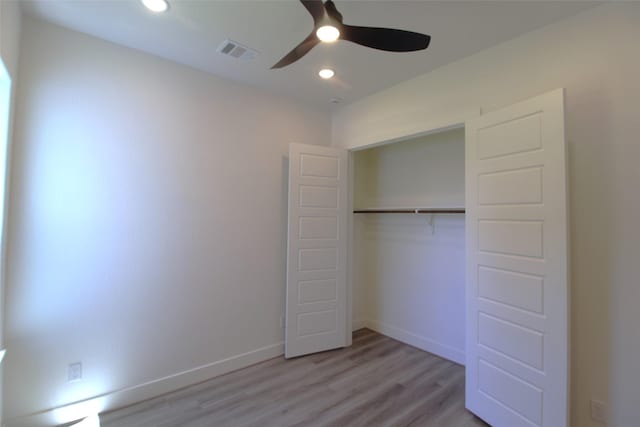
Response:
[101,330,488,427]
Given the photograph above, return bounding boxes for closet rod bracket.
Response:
[426,213,435,234]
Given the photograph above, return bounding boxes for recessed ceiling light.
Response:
[316,25,340,43]
[318,68,335,79]
[141,0,169,13]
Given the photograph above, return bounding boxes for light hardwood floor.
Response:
[101,329,488,427]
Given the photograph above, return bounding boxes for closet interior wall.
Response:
[352,128,466,364]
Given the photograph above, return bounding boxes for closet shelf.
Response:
[353,208,465,214]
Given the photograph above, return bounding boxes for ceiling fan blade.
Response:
[300,0,325,25]
[340,25,431,52]
[271,31,321,69]
[324,0,343,23]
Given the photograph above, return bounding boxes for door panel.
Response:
[286,143,348,358]
[466,89,569,427]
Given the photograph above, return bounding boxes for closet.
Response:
[351,127,466,364]
[285,89,569,427]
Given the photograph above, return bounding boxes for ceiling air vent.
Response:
[217,39,259,60]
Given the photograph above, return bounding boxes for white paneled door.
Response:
[465,89,569,427]
[286,143,348,358]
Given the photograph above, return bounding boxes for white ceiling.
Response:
[20,0,599,110]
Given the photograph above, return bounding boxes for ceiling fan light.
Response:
[316,25,340,43]
[318,68,335,79]
[141,0,169,13]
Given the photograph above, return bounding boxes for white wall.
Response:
[334,4,640,427]
[0,1,20,78]
[352,130,466,363]
[353,129,465,210]
[0,1,21,424]
[4,17,331,426]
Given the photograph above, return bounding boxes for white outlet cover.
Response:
[590,399,608,423]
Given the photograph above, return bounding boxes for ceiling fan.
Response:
[272,0,431,69]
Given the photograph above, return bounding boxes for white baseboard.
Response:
[364,319,465,365]
[352,319,368,331]
[5,342,284,427]
[6,323,464,426]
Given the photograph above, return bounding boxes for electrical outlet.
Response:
[68,362,82,382]
[590,399,608,424]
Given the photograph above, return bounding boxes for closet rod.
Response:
[353,208,465,214]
